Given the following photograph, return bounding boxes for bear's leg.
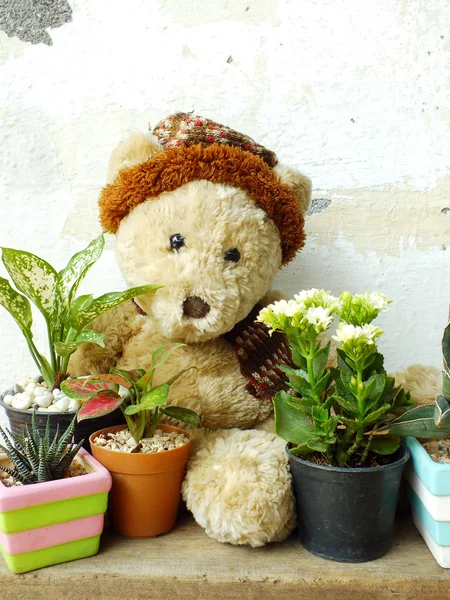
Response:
[182,428,295,547]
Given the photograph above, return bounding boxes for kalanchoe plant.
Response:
[0,413,83,485]
[61,343,200,443]
[0,233,160,390]
[258,289,450,467]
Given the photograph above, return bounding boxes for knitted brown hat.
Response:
[99,113,308,264]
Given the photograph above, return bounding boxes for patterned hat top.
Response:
[152,113,279,168]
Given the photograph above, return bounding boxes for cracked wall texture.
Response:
[0,0,449,389]
[0,0,72,46]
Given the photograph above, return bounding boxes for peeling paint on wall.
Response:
[0,0,72,46]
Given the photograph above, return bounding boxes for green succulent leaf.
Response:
[54,330,106,357]
[370,404,450,438]
[363,404,391,425]
[362,373,386,409]
[443,322,450,374]
[336,348,354,373]
[312,342,330,379]
[279,364,311,394]
[273,391,314,445]
[0,277,33,335]
[2,248,60,324]
[125,383,170,415]
[334,394,360,417]
[71,284,162,329]
[312,372,332,398]
[58,233,104,309]
[369,436,401,455]
[443,371,450,403]
[159,406,200,426]
[435,395,450,427]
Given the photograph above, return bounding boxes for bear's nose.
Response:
[183,296,211,319]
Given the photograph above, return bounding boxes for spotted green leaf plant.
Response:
[0,412,82,485]
[62,343,200,443]
[258,290,450,467]
[0,234,161,390]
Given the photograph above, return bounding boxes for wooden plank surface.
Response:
[0,511,449,600]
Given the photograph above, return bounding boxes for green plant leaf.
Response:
[443,322,450,373]
[160,406,200,426]
[363,404,391,425]
[101,369,146,388]
[279,364,311,394]
[58,234,104,308]
[2,248,60,324]
[334,394,359,417]
[362,374,387,413]
[71,284,162,329]
[336,348,353,372]
[370,404,450,438]
[0,277,33,335]
[54,330,106,357]
[312,372,332,398]
[313,342,330,379]
[273,391,314,445]
[311,405,329,425]
[306,439,329,452]
[77,390,123,422]
[435,395,450,427]
[362,351,385,378]
[152,343,186,368]
[124,383,170,415]
[443,371,450,402]
[287,396,316,415]
[61,376,118,399]
[369,436,400,455]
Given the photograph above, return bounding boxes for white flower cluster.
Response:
[362,292,391,313]
[333,323,384,346]
[258,289,339,335]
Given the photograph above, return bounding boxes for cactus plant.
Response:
[0,413,83,485]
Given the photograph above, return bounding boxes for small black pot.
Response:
[0,400,125,451]
[288,445,410,563]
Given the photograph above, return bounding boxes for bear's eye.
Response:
[224,248,241,263]
[170,233,186,251]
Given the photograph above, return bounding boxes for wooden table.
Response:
[1,512,449,600]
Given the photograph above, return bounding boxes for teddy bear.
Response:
[71,113,312,547]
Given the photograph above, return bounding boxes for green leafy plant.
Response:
[0,413,83,485]
[0,233,160,390]
[258,289,450,467]
[62,343,200,443]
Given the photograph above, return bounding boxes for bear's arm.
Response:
[69,301,145,376]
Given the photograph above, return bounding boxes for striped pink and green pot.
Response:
[0,448,112,573]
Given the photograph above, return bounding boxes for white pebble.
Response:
[33,386,47,397]
[34,392,53,408]
[126,437,138,447]
[68,399,81,412]
[24,382,37,393]
[33,376,42,383]
[46,405,63,413]
[12,393,33,410]
[54,397,70,412]
[2,394,14,406]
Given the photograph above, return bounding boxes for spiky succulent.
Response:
[0,412,84,485]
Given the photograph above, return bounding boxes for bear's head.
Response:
[99,114,311,344]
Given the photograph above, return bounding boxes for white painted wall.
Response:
[0,0,449,391]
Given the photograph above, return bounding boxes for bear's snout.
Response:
[183,296,211,319]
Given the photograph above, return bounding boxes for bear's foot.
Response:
[182,428,295,547]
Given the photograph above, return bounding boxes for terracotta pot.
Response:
[89,424,190,538]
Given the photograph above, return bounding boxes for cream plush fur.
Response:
[71,132,310,547]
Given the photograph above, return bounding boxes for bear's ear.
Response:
[106,132,162,183]
[273,164,311,216]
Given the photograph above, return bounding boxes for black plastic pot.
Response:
[288,445,410,563]
[0,399,125,451]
